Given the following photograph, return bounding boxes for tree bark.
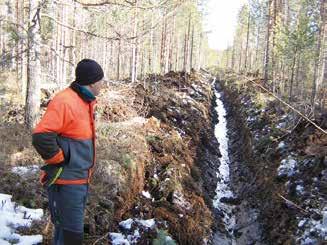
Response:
[264,0,273,83]
[289,49,297,101]
[190,24,194,71]
[148,11,154,74]
[317,0,327,106]
[117,38,121,80]
[239,40,243,72]
[25,0,41,129]
[131,0,138,83]
[168,15,175,72]
[244,10,251,71]
[22,0,28,101]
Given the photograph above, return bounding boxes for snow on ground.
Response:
[135,218,155,229]
[11,165,39,177]
[172,191,191,210]
[0,193,43,245]
[296,208,327,244]
[277,141,286,150]
[277,156,298,177]
[141,191,151,199]
[110,218,157,244]
[109,232,131,245]
[119,218,134,230]
[119,117,147,126]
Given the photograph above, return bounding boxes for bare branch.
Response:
[40,43,75,66]
[72,0,170,10]
[41,1,183,43]
[41,13,122,41]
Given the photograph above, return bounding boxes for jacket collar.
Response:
[70,82,96,103]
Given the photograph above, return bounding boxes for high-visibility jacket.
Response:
[32,82,96,185]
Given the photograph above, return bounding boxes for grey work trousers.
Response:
[47,184,88,245]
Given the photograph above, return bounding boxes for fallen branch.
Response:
[247,79,327,135]
[276,117,303,142]
[92,232,110,245]
[277,193,308,214]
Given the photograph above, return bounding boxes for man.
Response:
[32,59,105,244]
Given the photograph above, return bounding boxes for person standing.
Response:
[32,59,105,244]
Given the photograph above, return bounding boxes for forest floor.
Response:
[0,70,326,244]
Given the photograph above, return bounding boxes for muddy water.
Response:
[211,81,263,245]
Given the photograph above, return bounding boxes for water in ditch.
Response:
[212,87,236,245]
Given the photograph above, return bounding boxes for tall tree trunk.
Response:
[160,14,166,74]
[148,12,154,74]
[289,49,297,101]
[190,25,195,71]
[164,24,170,74]
[25,0,41,129]
[231,40,235,70]
[272,0,278,93]
[22,0,28,101]
[175,34,180,71]
[117,38,121,80]
[295,54,301,96]
[317,0,327,106]
[61,3,69,86]
[264,0,273,83]
[183,31,187,72]
[168,15,176,72]
[239,40,243,73]
[131,0,138,83]
[197,32,203,70]
[244,11,251,71]
[254,26,260,73]
[71,1,77,81]
[183,14,191,72]
[15,0,20,87]
[56,4,62,87]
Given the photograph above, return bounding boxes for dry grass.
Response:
[0,123,41,167]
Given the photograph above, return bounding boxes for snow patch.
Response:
[172,191,191,210]
[136,218,156,229]
[110,218,156,244]
[119,218,134,230]
[141,191,152,199]
[165,235,174,242]
[277,157,297,177]
[120,117,147,126]
[109,233,130,245]
[0,193,43,245]
[297,209,327,244]
[296,185,304,195]
[11,165,39,177]
[277,141,286,150]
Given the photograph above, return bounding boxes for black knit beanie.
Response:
[75,59,104,85]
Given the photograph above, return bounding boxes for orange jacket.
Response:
[32,83,96,185]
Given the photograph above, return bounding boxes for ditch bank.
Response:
[215,73,326,245]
